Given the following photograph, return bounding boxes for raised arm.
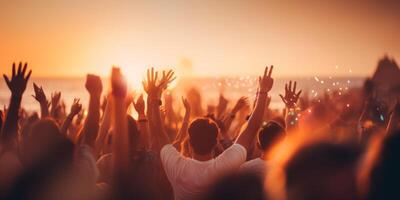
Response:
[61,98,82,136]
[173,97,191,149]
[81,74,103,148]
[32,83,50,118]
[1,62,32,144]
[279,81,302,131]
[133,94,151,149]
[222,96,249,140]
[94,95,112,157]
[50,91,61,118]
[110,68,130,174]
[236,66,273,151]
[143,68,175,152]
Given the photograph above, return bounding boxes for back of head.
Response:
[368,130,400,200]
[22,119,63,166]
[285,142,360,200]
[203,171,266,200]
[188,118,219,155]
[258,121,286,151]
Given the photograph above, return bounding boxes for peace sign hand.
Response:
[259,65,274,93]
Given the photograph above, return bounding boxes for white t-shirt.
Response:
[240,158,268,177]
[160,143,247,200]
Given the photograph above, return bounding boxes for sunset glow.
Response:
[1,1,399,78]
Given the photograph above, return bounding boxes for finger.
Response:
[3,75,10,88]
[268,65,273,77]
[151,68,154,82]
[18,62,22,74]
[285,83,288,93]
[12,63,16,77]
[146,69,150,83]
[279,94,287,104]
[264,66,268,77]
[296,90,302,97]
[22,63,27,75]
[154,71,158,82]
[25,70,32,81]
[289,81,292,92]
[169,76,176,84]
[293,81,297,93]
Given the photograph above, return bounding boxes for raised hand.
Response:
[70,98,82,116]
[279,80,302,108]
[259,65,274,93]
[85,74,103,96]
[142,68,175,98]
[231,96,249,114]
[142,67,158,96]
[32,83,49,106]
[51,91,62,108]
[133,94,145,115]
[182,97,191,113]
[3,62,32,97]
[159,70,176,91]
[111,67,127,98]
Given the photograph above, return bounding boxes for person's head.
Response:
[285,142,361,200]
[203,172,266,200]
[188,118,219,156]
[22,119,63,164]
[367,130,400,200]
[258,121,286,152]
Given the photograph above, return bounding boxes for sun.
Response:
[117,65,147,92]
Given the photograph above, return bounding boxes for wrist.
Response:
[11,93,23,100]
[67,113,76,120]
[257,91,269,95]
[138,113,146,119]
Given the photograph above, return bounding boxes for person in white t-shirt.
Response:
[143,66,275,200]
[240,121,286,177]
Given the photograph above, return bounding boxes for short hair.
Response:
[188,118,219,155]
[258,121,286,151]
[285,142,360,188]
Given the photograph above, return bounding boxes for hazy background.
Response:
[1,0,399,80]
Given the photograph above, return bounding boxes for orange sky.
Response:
[1,0,399,78]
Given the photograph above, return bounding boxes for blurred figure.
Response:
[284,142,361,200]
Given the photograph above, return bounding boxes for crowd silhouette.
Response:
[0,62,399,200]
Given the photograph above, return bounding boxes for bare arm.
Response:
[50,91,61,118]
[1,62,32,145]
[61,98,82,136]
[279,81,302,131]
[221,96,249,140]
[236,66,274,151]
[144,68,176,152]
[133,94,151,149]
[94,96,112,157]
[81,74,103,148]
[32,83,50,118]
[173,97,191,149]
[111,68,130,175]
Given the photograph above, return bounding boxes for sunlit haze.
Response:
[1,0,399,79]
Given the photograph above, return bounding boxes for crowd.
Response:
[0,62,399,200]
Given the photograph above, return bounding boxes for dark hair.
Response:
[285,142,360,200]
[258,121,286,151]
[203,172,266,200]
[188,118,219,155]
[368,130,400,200]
